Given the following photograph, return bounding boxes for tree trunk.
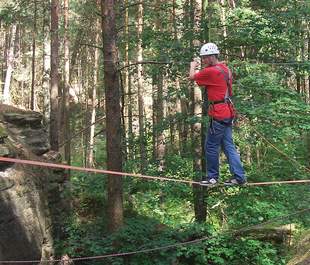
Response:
[190,0,206,222]
[123,0,130,160]
[128,72,134,161]
[308,21,310,103]
[154,0,166,169]
[50,0,60,151]
[42,0,51,124]
[102,0,123,232]
[219,0,228,58]
[3,23,17,105]
[137,2,147,172]
[30,0,37,110]
[63,0,71,166]
[228,0,236,9]
[155,72,166,169]
[88,5,100,167]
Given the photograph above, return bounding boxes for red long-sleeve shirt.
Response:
[194,63,234,120]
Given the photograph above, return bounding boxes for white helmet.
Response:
[199,43,220,56]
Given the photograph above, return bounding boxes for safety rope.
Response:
[1,157,309,187]
[117,60,309,70]
[0,156,199,186]
[234,80,310,174]
[250,126,310,174]
[0,207,308,264]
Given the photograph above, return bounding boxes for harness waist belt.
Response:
[209,98,231,105]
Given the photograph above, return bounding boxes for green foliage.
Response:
[59,214,287,265]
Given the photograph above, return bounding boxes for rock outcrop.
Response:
[0,104,67,263]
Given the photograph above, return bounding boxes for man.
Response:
[189,42,246,186]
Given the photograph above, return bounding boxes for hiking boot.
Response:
[224,178,247,186]
[200,178,218,187]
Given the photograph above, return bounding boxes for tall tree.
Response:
[190,0,206,222]
[137,1,147,172]
[30,0,37,110]
[153,0,166,170]
[63,0,71,165]
[42,0,51,122]
[87,0,101,167]
[102,0,123,232]
[50,0,60,151]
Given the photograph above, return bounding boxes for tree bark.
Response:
[102,0,123,232]
[50,0,60,151]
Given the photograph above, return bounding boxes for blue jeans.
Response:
[205,119,246,182]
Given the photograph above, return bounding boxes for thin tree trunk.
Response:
[307,22,310,102]
[50,0,60,151]
[228,0,236,8]
[63,0,71,165]
[0,22,5,85]
[31,0,37,110]
[102,0,123,232]
[155,72,165,169]
[42,0,51,124]
[219,0,228,58]
[190,0,206,223]
[175,79,183,154]
[123,0,130,160]
[3,23,17,104]
[128,72,134,160]
[154,0,166,169]
[173,0,188,156]
[137,1,147,172]
[88,7,100,167]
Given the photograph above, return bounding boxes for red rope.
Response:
[0,157,309,186]
[0,156,200,185]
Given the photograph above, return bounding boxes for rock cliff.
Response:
[0,104,67,263]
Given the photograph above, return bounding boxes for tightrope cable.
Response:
[0,157,309,187]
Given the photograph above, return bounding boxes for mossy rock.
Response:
[0,124,8,139]
[3,112,42,127]
[0,177,14,191]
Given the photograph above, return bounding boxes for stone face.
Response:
[0,105,66,262]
